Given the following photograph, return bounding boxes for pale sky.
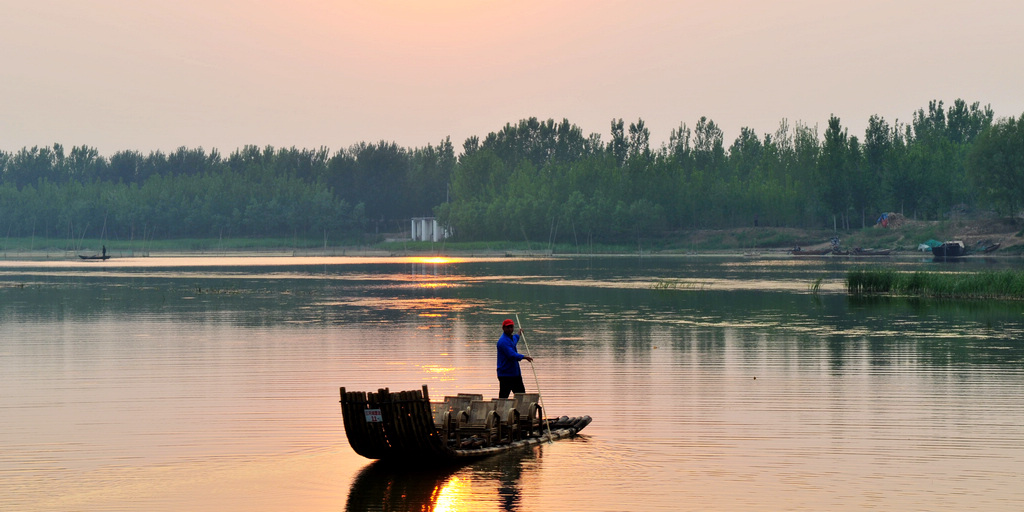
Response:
[2,0,1022,155]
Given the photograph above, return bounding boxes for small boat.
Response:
[975,240,1001,254]
[790,248,832,256]
[339,385,591,463]
[79,245,110,260]
[932,240,965,259]
[851,248,892,256]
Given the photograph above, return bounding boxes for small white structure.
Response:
[411,217,449,242]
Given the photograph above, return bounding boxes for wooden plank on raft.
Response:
[375,388,442,458]
[362,391,387,458]
[386,389,408,453]
[369,389,397,455]
[404,389,439,457]
[396,390,419,453]
[421,394,445,455]
[340,388,374,459]
[398,390,418,452]
[387,389,417,455]
[343,387,393,459]
[367,390,392,456]
[419,384,448,454]
[408,390,442,456]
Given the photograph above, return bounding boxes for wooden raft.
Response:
[340,385,593,462]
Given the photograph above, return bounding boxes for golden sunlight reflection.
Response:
[332,296,479,314]
[433,475,469,512]
[410,256,463,265]
[423,365,458,380]
[417,282,456,289]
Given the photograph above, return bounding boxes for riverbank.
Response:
[4,215,1022,259]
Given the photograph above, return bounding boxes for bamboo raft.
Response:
[339,385,592,461]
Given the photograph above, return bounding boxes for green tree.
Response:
[728,127,762,183]
[609,119,628,166]
[107,150,145,183]
[818,115,851,228]
[967,113,1024,214]
[409,137,456,217]
[693,116,725,175]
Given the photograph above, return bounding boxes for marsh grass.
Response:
[809,276,824,294]
[652,279,710,290]
[847,268,1024,299]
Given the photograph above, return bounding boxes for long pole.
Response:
[516,314,553,442]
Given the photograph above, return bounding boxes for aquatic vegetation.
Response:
[652,279,710,290]
[847,268,1024,299]
[809,276,824,294]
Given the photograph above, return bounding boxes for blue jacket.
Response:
[496,332,526,377]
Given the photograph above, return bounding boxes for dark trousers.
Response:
[498,375,526,399]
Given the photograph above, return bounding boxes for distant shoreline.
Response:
[2,246,1019,262]
[3,218,1021,260]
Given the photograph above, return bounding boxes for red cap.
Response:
[502,319,514,327]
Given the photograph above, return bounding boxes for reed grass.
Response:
[847,268,1024,299]
[652,279,710,290]
[809,276,824,294]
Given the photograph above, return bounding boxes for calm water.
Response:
[2,255,1023,511]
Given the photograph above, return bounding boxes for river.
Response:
[2,254,1023,511]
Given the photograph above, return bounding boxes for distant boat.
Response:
[975,240,1001,254]
[78,245,110,261]
[790,248,832,256]
[932,241,965,259]
[851,248,892,256]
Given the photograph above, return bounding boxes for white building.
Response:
[410,217,449,242]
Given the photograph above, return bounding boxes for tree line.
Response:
[1,98,1021,245]
[0,141,455,243]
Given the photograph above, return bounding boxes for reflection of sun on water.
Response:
[409,256,462,286]
[411,256,463,265]
[418,282,455,289]
[423,365,457,380]
[433,475,469,512]
[409,297,463,313]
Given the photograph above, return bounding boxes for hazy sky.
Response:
[2,1,1022,155]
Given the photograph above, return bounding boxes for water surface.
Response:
[2,255,1023,511]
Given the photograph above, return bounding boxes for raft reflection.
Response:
[345,449,536,512]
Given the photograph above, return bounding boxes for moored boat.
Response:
[851,248,892,256]
[975,240,1001,254]
[339,385,591,462]
[790,248,832,256]
[932,240,965,259]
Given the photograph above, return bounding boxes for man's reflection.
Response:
[494,452,526,511]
